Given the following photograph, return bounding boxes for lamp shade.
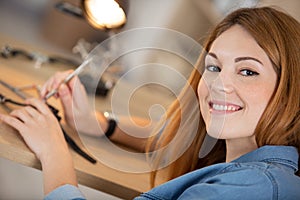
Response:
[82,0,128,29]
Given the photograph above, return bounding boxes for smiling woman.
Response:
[143,6,300,199]
[199,25,277,147]
[147,6,300,187]
[0,6,299,200]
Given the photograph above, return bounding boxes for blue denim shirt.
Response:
[44,146,300,200]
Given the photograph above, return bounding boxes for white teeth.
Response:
[212,104,239,111]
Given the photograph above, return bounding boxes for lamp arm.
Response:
[55,2,84,18]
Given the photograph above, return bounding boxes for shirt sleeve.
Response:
[44,184,86,200]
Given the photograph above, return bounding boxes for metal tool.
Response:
[45,58,92,99]
[0,80,28,99]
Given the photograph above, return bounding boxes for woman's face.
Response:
[198,25,277,140]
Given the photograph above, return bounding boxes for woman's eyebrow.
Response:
[207,52,263,65]
[234,57,263,65]
[207,52,218,59]
[207,53,263,66]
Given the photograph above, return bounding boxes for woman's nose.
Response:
[210,71,234,94]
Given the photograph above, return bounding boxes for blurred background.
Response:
[0,0,299,96]
[0,0,299,199]
[0,0,299,51]
[0,0,299,52]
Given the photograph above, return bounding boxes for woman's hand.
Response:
[40,70,100,135]
[0,98,78,194]
[0,98,68,161]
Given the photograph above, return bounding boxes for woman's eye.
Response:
[205,65,221,72]
[240,69,259,76]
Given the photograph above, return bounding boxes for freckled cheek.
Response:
[243,87,273,112]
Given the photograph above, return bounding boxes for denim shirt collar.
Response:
[231,145,299,172]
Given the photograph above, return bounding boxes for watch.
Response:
[103,111,118,138]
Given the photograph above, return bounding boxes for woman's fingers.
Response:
[58,84,73,117]
[40,76,54,98]
[7,99,55,127]
[25,98,51,115]
[39,70,92,132]
[24,106,40,119]
[68,76,89,108]
[10,108,32,124]
[0,97,70,162]
[0,113,26,132]
[40,70,74,98]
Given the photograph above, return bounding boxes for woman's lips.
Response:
[209,101,243,114]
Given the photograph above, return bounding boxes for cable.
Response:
[0,93,97,164]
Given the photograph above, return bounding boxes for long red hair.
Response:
[146,6,300,187]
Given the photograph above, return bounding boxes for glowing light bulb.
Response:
[85,0,126,29]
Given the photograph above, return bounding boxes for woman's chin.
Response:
[206,126,226,139]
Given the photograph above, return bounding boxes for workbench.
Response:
[0,34,172,199]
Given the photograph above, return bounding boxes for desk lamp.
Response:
[55,0,128,96]
[55,0,128,30]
